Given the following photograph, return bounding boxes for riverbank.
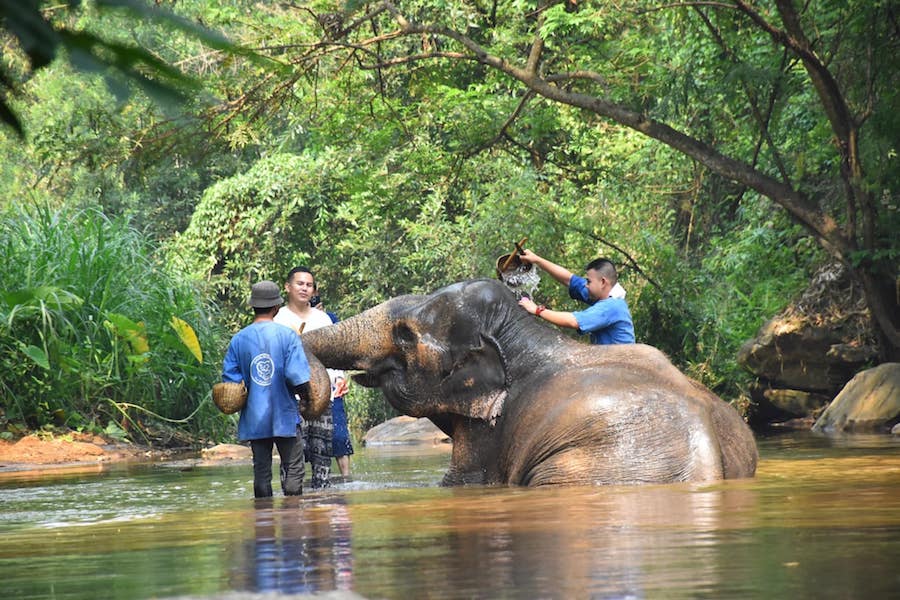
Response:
[0,432,179,473]
[0,416,450,475]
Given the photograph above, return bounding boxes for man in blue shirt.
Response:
[517,250,635,345]
[222,280,312,497]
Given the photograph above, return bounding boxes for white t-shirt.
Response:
[274,306,344,397]
[609,282,627,299]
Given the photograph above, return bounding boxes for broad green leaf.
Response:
[105,312,150,356]
[19,343,50,370]
[0,286,83,309]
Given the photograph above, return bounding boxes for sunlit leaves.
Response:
[104,312,150,361]
[170,315,203,364]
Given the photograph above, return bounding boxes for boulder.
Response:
[201,443,252,460]
[738,262,878,425]
[812,363,900,433]
[738,317,874,393]
[754,385,831,419]
[363,416,450,446]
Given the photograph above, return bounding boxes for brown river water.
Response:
[1,431,898,599]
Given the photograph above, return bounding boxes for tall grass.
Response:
[0,204,230,443]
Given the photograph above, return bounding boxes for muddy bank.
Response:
[0,433,179,474]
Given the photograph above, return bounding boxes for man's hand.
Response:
[518,296,539,314]
[518,248,574,287]
[333,376,350,397]
[518,249,540,265]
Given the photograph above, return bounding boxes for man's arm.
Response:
[221,341,243,383]
[518,297,579,330]
[518,249,573,288]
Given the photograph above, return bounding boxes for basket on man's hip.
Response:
[212,381,247,414]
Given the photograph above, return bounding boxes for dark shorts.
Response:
[331,396,354,458]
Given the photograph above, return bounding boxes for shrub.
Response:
[0,204,228,442]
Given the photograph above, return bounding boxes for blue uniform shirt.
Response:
[222,321,311,441]
[568,274,636,345]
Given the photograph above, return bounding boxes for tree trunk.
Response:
[858,266,900,362]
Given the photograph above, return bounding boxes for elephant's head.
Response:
[301,279,556,424]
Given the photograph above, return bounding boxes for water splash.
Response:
[499,264,541,299]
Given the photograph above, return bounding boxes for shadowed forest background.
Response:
[0,1,896,445]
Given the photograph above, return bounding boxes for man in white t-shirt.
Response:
[273,266,349,488]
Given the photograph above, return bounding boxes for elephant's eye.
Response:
[393,323,417,348]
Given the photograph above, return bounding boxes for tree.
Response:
[283,0,898,360]
[0,0,263,136]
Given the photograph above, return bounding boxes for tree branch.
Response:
[463,91,535,160]
[733,0,855,142]
[383,12,851,261]
[694,6,792,185]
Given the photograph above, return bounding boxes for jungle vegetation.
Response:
[0,1,896,445]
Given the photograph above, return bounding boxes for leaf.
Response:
[170,315,203,364]
[104,420,128,442]
[104,312,150,355]
[0,286,83,309]
[19,343,50,370]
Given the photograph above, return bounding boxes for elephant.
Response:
[300,278,758,486]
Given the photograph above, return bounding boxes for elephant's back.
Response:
[501,366,731,485]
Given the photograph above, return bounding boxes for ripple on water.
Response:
[1,436,898,600]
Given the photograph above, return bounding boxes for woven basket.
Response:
[212,381,247,414]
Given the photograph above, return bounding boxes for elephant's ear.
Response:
[439,334,508,425]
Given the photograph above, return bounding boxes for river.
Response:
[1,431,899,599]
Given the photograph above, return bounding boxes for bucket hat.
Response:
[249,280,284,308]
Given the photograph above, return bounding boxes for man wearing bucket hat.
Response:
[517,249,635,345]
[222,280,313,498]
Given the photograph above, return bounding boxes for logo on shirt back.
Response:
[250,353,275,386]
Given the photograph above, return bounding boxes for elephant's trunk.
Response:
[300,302,396,372]
[302,346,332,420]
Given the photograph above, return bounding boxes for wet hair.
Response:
[286,265,315,286]
[584,258,618,284]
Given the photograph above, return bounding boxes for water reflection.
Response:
[347,483,763,599]
[232,495,354,594]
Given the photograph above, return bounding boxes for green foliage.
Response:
[0,203,227,440]
[168,150,353,327]
[0,0,204,135]
[3,0,895,439]
[346,387,398,440]
[634,205,821,397]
